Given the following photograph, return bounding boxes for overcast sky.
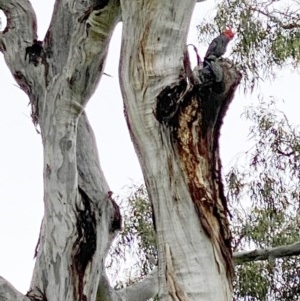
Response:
[0,0,299,294]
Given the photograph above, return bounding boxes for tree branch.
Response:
[0,0,37,55]
[233,241,300,265]
[114,270,158,301]
[0,0,49,126]
[250,6,300,30]
[97,270,158,301]
[65,0,121,104]
[44,0,120,80]
[98,241,300,300]
[97,273,125,301]
[97,238,300,300]
[0,277,29,301]
[77,112,110,200]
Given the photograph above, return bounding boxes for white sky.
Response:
[0,0,299,294]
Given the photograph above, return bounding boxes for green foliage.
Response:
[226,99,300,300]
[234,262,269,301]
[107,3,300,294]
[197,0,300,89]
[106,100,300,300]
[106,184,157,288]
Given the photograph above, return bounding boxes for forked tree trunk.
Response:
[0,0,121,300]
[0,0,241,301]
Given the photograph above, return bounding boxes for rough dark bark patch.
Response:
[107,191,122,232]
[94,0,110,10]
[72,187,97,301]
[26,287,47,301]
[13,71,31,94]
[155,79,188,125]
[78,0,110,22]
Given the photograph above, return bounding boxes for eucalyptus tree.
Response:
[107,0,300,296]
[109,100,300,300]
[198,0,300,89]
[0,1,241,301]
[227,100,300,301]
[197,3,300,297]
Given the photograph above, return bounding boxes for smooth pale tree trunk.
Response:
[0,0,241,301]
[119,1,241,300]
[0,0,121,301]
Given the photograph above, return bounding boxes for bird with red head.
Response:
[223,28,235,40]
[204,28,235,59]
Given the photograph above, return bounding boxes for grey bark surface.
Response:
[119,1,241,300]
[233,241,300,265]
[0,0,121,301]
[0,277,30,301]
[0,0,242,301]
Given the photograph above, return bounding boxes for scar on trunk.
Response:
[71,187,97,300]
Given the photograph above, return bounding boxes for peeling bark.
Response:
[119,1,241,300]
[164,59,242,280]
